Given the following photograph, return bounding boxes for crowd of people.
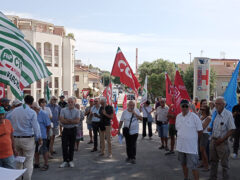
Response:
[0,94,239,180]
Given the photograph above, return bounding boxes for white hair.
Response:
[100,96,106,103]
[215,96,226,104]
[68,96,76,102]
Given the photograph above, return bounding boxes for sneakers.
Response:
[108,154,112,159]
[69,161,74,168]
[130,159,136,164]
[165,151,175,155]
[158,146,165,150]
[59,162,68,168]
[232,153,237,159]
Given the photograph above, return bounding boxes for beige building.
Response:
[178,58,239,97]
[74,65,89,98]
[6,15,75,100]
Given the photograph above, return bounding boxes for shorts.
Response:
[87,123,93,130]
[178,152,199,170]
[200,133,209,148]
[169,124,177,137]
[52,126,59,136]
[35,139,48,154]
[157,124,168,138]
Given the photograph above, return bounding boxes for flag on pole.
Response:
[165,72,174,106]
[45,81,51,103]
[103,83,112,105]
[0,12,52,100]
[123,94,127,110]
[209,61,240,129]
[111,47,140,95]
[140,76,148,106]
[174,70,190,101]
[174,69,190,115]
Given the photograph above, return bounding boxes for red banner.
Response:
[111,47,140,94]
[123,94,127,110]
[0,83,5,100]
[165,73,174,106]
[174,70,190,115]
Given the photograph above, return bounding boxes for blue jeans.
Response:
[157,124,169,138]
[0,155,15,169]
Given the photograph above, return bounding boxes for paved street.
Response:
[32,112,240,180]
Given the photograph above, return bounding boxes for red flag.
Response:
[111,47,140,94]
[0,83,5,100]
[165,73,174,106]
[174,70,190,101]
[122,94,127,110]
[111,113,119,136]
[174,70,190,115]
[103,83,112,105]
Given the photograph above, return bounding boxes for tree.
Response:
[112,76,121,84]
[66,33,75,40]
[101,72,111,86]
[138,59,176,101]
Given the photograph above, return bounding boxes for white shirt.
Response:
[120,108,140,135]
[156,106,169,122]
[91,105,101,122]
[142,106,152,118]
[176,111,203,154]
[212,108,235,138]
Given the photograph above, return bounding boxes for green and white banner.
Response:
[140,76,147,105]
[0,12,52,100]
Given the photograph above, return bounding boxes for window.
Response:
[37,80,41,88]
[36,42,41,55]
[75,75,79,82]
[54,77,59,88]
[54,45,59,67]
[44,42,52,66]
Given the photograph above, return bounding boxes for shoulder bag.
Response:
[123,113,134,137]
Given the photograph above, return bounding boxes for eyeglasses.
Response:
[181,105,189,108]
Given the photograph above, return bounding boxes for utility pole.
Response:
[189,52,192,64]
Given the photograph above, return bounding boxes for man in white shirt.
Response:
[176,99,203,180]
[209,97,235,180]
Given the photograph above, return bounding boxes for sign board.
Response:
[193,57,210,101]
[82,98,88,106]
[82,90,89,98]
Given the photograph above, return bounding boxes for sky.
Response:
[2,0,240,71]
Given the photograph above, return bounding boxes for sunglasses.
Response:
[181,105,189,108]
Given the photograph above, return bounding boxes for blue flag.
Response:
[209,61,240,129]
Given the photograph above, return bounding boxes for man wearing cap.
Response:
[209,97,235,180]
[85,99,94,144]
[47,96,61,156]
[0,98,11,112]
[0,107,17,169]
[176,99,203,180]
[32,102,51,171]
[11,95,42,180]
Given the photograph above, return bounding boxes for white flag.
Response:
[140,76,147,105]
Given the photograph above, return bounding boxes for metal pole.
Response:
[189,52,191,64]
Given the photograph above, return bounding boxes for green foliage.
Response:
[66,33,75,40]
[112,76,121,84]
[101,72,111,86]
[182,64,194,98]
[138,59,176,100]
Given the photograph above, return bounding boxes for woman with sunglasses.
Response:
[199,106,211,171]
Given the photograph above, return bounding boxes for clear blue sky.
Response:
[2,0,240,71]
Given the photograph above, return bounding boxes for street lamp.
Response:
[189,52,192,64]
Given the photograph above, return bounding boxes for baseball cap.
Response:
[0,106,6,114]
[180,99,189,106]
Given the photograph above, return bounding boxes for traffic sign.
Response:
[82,98,88,106]
[82,90,89,98]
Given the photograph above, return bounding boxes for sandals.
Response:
[41,164,49,171]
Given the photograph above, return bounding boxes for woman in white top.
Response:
[118,101,143,164]
[140,100,154,139]
[199,105,211,171]
[38,98,52,119]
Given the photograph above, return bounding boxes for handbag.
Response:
[123,114,134,137]
[143,106,153,123]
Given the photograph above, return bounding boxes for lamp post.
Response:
[189,52,192,64]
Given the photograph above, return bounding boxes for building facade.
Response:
[6,15,75,100]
